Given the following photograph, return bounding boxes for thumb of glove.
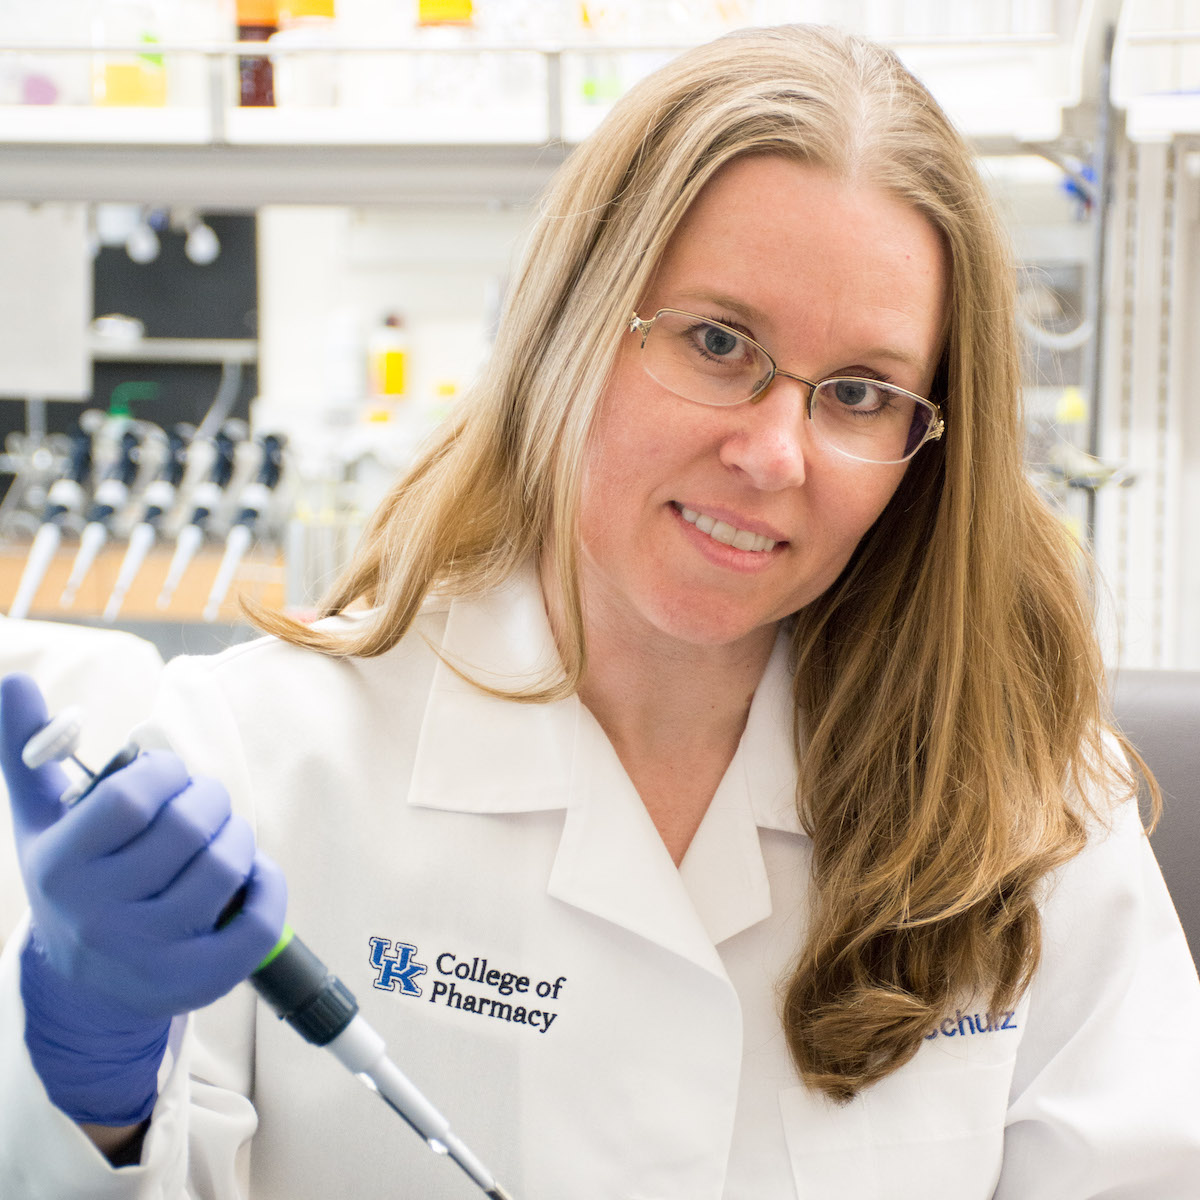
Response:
[0,673,71,840]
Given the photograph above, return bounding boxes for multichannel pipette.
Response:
[60,428,143,610]
[21,708,515,1200]
[103,425,193,622]
[8,425,93,619]
[157,424,240,611]
[202,433,287,623]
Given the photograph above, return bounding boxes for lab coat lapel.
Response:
[679,632,803,945]
[548,706,729,979]
[408,567,576,814]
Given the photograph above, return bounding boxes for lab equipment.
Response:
[202,432,287,623]
[60,426,143,609]
[3,682,514,1199]
[157,423,241,611]
[103,424,193,622]
[8,424,94,619]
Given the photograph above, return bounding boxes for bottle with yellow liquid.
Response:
[367,312,409,403]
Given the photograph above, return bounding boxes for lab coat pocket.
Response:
[779,1053,1011,1200]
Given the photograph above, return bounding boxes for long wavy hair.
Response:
[250,24,1153,1101]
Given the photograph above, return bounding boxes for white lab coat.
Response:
[0,568,1198,1199]
[0,617,163,948]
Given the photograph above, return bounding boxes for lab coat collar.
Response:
[407,566,576,815]
[408,566,806,963]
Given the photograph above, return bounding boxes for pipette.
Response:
[157,424,240,611]
[21,708,515,1200]
[8,425,93,619]
[60,428,144,609]
[202,433,286,623]
[103,425,193,623]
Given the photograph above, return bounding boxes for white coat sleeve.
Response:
[0,652,264,1200]
[994,796,1200,1199]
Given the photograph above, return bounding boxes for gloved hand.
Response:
[0,672,287,1125]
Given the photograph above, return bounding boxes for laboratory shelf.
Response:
[0,14,1116,207]
[0,138,570,208]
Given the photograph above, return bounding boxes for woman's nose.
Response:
[717,374,811,490]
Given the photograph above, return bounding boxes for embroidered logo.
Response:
[368,938,428,997]
[366,940,566,1034]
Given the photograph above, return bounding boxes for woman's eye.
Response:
[832,379,879,408]
[700,325,741,358]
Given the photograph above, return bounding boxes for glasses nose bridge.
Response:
[757,364,818,415]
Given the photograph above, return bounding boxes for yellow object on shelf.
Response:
[418,0,474,25]
[368,313,408,399]
[94,54,166,108]
[280,0,335,18]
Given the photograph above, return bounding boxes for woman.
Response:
[2,23,1197,1199]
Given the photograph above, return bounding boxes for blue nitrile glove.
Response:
[0,673,287,1125]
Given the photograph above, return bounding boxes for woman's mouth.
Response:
[674,504,778,552]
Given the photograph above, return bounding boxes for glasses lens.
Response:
[810,378,933,464]
[641,311,771,406]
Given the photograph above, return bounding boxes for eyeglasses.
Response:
[628,308,944,465]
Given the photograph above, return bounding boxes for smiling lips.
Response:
[676,504,779,553]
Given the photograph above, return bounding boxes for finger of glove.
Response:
[45,751,191,865]
[0,674,70,837]
[130,811,257,938]
[161,851,289,1010]
[88,775,234,904]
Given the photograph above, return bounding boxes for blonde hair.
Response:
[251,25,1153,1100]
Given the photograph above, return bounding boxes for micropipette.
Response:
[9,425,93,619]
[21,707,515,1200]
[202,432,287,623]
[60,428,143,609]
[157,424,240,611]
[103,425,193,623]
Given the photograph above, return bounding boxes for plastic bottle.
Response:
[237,0,278,106]
[367,313,409,402]
[271,0,338,108]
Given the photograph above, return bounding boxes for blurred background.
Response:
[0,0,1194,668]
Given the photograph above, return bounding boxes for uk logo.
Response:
[368,938,428,997]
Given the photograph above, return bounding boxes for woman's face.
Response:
[577,155,949,658]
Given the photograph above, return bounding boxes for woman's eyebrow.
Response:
[674,289,771,327]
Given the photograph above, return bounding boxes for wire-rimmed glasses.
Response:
[628,308,944,465]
